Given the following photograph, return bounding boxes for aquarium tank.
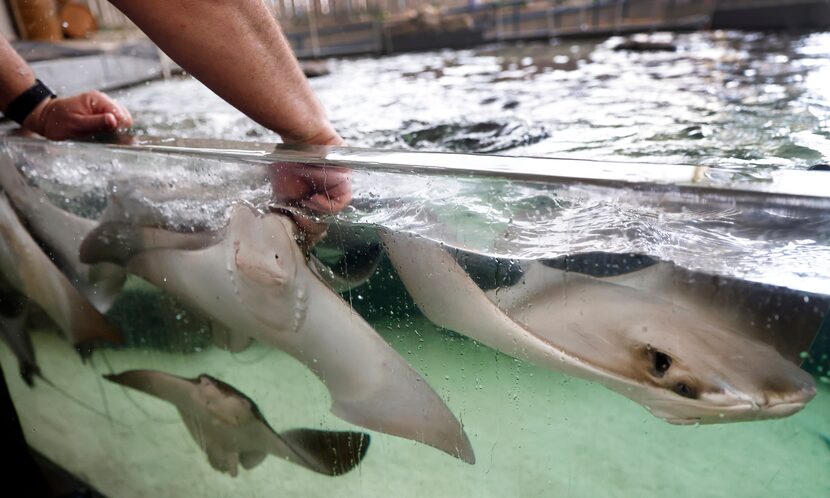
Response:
[0,131,828,497]
[1,30,830,498]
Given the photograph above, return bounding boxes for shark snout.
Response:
[744,371,817,415]
[759,382,816,408]
[655,367,817,424]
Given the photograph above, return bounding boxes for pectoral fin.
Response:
[104,370,197,406]
[80,222,222,266]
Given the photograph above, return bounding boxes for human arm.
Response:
[109,0,342,146]
[108,0,350,231]
[1,35,132,140]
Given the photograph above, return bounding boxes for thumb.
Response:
[73,113,118,133]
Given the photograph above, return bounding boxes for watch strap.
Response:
[4,80,56,125]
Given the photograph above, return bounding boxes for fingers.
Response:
[87,91,133,128]
[72,113,120,134]
[269,163,314,204]
[269,163,353,214]
[304,179,352,213]
[29,91,134,140]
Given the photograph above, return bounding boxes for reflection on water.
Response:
[117,31,830,170]
[0,135,828,497]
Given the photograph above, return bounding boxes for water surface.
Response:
[118,31,830,170]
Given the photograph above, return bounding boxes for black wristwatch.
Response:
[4,79,56,125]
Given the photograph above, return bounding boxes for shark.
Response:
[380,231,817,424]
[0,190,122,356]
[0,163,125,312]
[105,370,370,476]
[81,204,475,463]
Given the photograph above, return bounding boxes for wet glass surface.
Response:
[0,134,828,497]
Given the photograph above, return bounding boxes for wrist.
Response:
[21,98,52,136]
[5,79,56,127]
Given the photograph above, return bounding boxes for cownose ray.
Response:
[380,231,816,424]
[0,190,122,357]
[0,162,125,312]
[80,204,475,463]
[590,258,827,364]
[105,370,370,477]
[0,285,38,386]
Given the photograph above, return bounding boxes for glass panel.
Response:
[0,135,828,497]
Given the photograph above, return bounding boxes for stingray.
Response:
[380,231,816,424]
[593,259,827,363]
[0,163,125,312]
[81,204,475,463]
[105,370,370,476]
[0,190,122,356]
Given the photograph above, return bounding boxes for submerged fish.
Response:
[81,205,475,463]
[381,232,816,424]
[0,163,125,312]
[105,370,370,476]
[0,190,121,356]
[597,260,827,364]
[0,286,38,386]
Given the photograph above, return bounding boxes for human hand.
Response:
[281,126,344,148]
[22,90,132,141]
[269,162,353,244]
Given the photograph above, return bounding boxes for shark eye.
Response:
[673,382,697,399]
[274,253,279,260]
[646,346,672,378]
